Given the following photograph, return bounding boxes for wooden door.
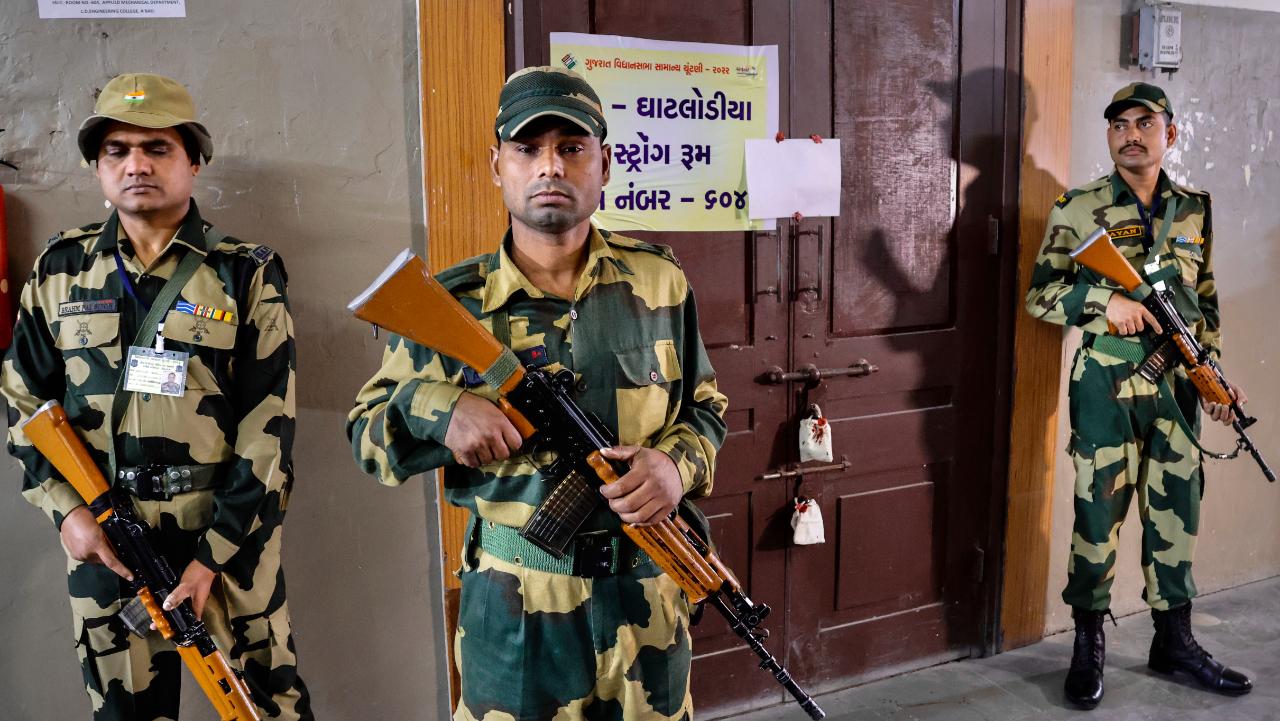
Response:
[510,0,1016,715]
[513,2,796,714]
[781,0,1013,692]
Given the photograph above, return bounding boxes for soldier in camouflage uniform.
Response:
[1026,82,1252,709]
[348,67,727,720]
[3,74,312,720]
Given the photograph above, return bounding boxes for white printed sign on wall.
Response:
[38,0,186,19]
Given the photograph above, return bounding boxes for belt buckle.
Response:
[572,531,616,577]
[135,463,169,499]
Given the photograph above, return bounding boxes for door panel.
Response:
[509,0,1012,715]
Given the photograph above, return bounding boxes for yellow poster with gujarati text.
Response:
[550,33,779,232]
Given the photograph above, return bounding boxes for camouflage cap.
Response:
[495,66,607,141]
[77,73,214,164]
[1104,82,1174,121]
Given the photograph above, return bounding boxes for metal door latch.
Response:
[757,455,850,481]
[759,359,878,386]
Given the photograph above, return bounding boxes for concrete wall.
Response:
[1045,0,1280,631]
[0,3,451,719]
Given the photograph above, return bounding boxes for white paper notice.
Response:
[38,0,186,19]
[744,139,842,219]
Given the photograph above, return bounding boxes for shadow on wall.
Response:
[184,156,413,414]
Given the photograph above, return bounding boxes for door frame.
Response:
[417,0,1065,711]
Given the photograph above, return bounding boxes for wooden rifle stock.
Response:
[20,402,261,721]
[351,251,826,719]
[1070,227,1145,294]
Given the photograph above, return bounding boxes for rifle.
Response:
[21,401,261,721]
[349,249,826,720]
[1071,227,1275,482]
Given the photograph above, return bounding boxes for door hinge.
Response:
[973,543,985,584]
[986,215,1000,256]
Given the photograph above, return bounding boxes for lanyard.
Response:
[113,248,151,312]
[1135,194,1161,249]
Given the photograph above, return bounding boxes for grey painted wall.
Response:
[1045,0,1280,632]
[0,2,449,719]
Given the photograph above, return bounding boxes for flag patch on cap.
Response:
[123,91,146,104]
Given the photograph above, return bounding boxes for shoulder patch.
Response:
[435,254,490,292]
[249,245,275,266]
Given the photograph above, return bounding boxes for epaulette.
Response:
[1179,183,1210,198]
[603,232,681,268]
[211,233,277,266]
[1054,177,1109,209]
[435,254,490,292]
[48,222,104,247]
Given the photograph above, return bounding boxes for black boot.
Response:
[1065,608,1110,709]
[1149,602,1253,695]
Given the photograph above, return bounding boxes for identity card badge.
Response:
[124,347,190,397]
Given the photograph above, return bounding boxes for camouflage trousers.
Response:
[66,490,313,720]
[453,548,693,721]
[1063,343,1203,612]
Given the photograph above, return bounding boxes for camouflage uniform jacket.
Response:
[348,227,728,533]
[1025,169,1220,358]
[3,200,296,573]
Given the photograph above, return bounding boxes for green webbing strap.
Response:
[107,248,207,481]
[1124,196,1179,302]
[469,516,652,576]
[1144,195,1178,267]
[477,308,521,389]
[1089,334,1147,364]
[481,348,521,390]
[1144,265,1180,287]
[1153,373,1211,456]
[491,308,511,348]
[1086,333,1220,457]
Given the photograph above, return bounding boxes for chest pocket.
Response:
[55,312,120,351]
[1172,245,1204,288]
[614,339,683,445]
[161,309,237,349]
[160,309,237,391]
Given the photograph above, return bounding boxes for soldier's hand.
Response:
[599,446,683,526]
[1202,382,1248,426]
[60,506,133,582]
[444,391,524,468]
[1105,293,1163,336]
[162,560,217,619]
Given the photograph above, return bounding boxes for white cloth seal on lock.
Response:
[791,498,825,545]
[799,404,833,463]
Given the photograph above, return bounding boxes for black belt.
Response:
[116,463,221,500]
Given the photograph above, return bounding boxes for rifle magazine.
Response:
[519,469,598,558]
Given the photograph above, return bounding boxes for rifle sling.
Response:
[1086,333,1230,458]
[1127,196,1179,301]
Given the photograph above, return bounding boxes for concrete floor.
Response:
[730,576,1280,721]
